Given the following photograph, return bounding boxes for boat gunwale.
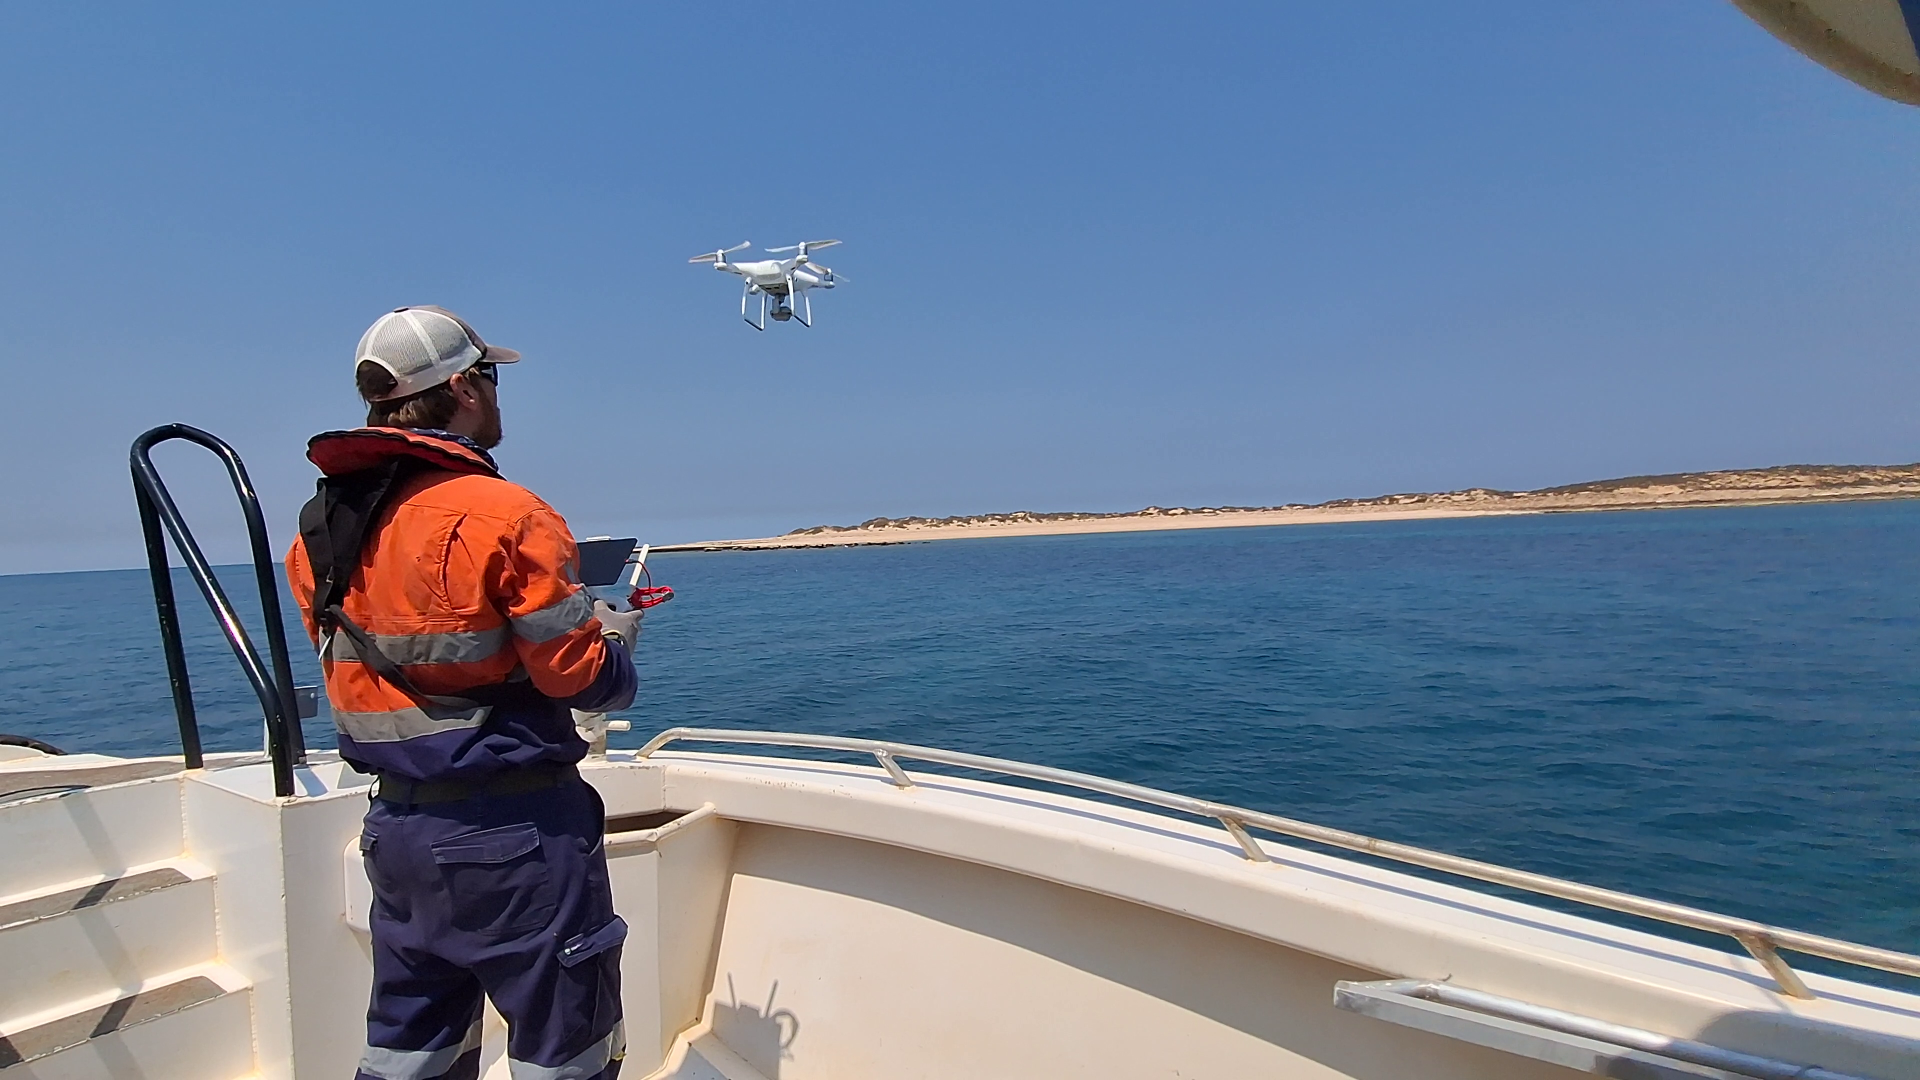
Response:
[636,725,1920,998]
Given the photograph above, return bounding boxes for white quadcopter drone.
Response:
[689,240,845,330]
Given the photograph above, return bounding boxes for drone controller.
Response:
[576,537,675,613]
[572,536,672,755]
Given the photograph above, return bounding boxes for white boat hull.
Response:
[1,745,1914,1079]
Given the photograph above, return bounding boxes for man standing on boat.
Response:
[286,306,639,1080]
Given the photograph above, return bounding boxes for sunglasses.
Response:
[468,362,499,386]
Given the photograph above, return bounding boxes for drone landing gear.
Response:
[738,280,812,330]
[769,275,813,326]
[742,282,766,331]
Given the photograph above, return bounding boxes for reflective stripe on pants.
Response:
[358,1018,483,1080]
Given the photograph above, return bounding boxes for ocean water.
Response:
[3,500,1916,977]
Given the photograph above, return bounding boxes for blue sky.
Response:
[3,2,1919,573]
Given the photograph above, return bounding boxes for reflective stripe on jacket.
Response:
[285,427,628,782]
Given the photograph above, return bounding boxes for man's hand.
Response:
[592,599,642,651]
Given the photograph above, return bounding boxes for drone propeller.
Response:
[765,239,841,258]
[689,241,752,264]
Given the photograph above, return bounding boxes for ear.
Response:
[448,372,481,406]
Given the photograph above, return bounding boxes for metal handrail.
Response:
[1336,979,1867,1080]
[131,425,306,798]
[636,727,1920,998]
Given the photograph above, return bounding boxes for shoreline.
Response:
[651,464,1920,553]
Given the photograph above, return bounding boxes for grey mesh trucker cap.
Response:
[355,306,521,401]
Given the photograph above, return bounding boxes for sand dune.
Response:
[653,463,1920,552]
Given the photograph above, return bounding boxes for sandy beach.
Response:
[653,463,1920,552]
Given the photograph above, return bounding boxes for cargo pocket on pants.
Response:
[359,829,398,921]
[431,822,558,939]
[562,916,628,1060]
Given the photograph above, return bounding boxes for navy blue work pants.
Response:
[354,777,626,1080]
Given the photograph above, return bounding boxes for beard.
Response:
[473,396,504,449]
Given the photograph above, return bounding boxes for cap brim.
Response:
[481,345,520,363]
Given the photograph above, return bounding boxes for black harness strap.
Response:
[298,458,477,709]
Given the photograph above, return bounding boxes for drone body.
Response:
[690,240,845,330]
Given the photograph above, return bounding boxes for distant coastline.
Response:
[651,464,1920,552]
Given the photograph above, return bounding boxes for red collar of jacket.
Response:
[306,428,501,478]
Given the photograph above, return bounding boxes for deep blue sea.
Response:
[3,501,1916,979]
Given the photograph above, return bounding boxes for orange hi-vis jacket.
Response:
[285,428,634,782]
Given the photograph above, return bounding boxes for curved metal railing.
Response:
[636,726,1920,999]
[131,424,306,797]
